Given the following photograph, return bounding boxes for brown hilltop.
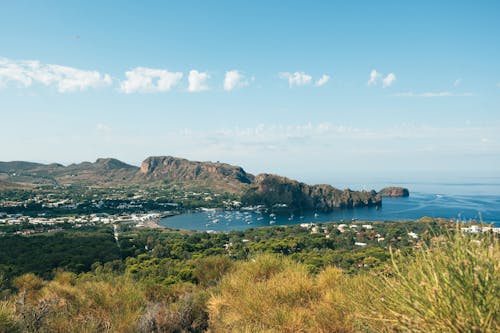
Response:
[0,158,138,188]
[138,156,254,193]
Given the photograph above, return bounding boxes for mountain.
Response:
[138,156,254,193]
[0,156,383,210]
[55,158,139,186]
[0,156,254,191]
[241,174,381,212]
[0,158,139,187]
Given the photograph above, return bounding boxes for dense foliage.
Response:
[0,227,120,282]
[0,221,498,332]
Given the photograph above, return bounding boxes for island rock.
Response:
[378,187,410,197]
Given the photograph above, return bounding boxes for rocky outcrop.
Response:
[379,187,409,197]
[139,156,254,183]
[242,174,381,212]
[137,156,254,193]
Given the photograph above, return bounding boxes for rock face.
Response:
[138,156,254,192]
[242,174,381,212]
[378,187,410,197]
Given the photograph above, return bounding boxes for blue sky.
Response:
[1,0,499,185]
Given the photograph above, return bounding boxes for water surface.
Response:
[160,191,500,231]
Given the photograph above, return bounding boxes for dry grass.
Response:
[363,232,500,332]
[11,272,146,332]
[209,232,500,333]
[208,254,357,332]
[2,230,498,332]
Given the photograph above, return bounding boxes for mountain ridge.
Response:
[0,156,396,210]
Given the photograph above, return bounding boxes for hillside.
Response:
[138,156,254,193]
[0,156,381,210]
[242,173,381,211]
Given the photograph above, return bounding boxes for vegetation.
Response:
[368,231,500,332]
[0,222,498,332]
[209,231,499,332]
[0,226,120,282]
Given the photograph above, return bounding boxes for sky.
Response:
[1,0,500,186]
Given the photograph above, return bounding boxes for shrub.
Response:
[208,254,355,332]
[364,232,500,332]
[0,301,21,333]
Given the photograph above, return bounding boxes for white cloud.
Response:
[96,123,112,132]
[224,70,248,91]
[0,57,112,92]
[382,73,396,87]
[393,91,474,97]
[367,70,396,87]
[367,69,381,86]
[180,122,500,166]
[188,70,209,92]
[120,67,183,93]
[315,74,330,87]
[454,78,462,87]
[279,71,312,87]
[420,91,451,97]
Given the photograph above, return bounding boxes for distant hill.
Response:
[0,156,255,191]
[0,158,138,187]
[0,156,383,210]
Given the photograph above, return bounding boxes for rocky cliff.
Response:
[137,156,254,193]
[242,174,381,212]
[379,187,410,197]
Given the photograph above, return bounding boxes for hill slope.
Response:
[0,156,381,210]
[242,174,381,211]
[138,156,254,193]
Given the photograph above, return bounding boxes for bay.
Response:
[160,191,500,231]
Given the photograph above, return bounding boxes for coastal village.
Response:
[1,208,498,239]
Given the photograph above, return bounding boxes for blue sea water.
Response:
[160,188,500,232]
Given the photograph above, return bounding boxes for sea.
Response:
[160,178,500,231]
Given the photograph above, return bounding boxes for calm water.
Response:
[160,191,500,231]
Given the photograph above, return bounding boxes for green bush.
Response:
[365,232,500,332]
[0,301,20,333]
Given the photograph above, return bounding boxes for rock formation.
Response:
[378,187,410,197]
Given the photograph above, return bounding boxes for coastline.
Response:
[142,219,166,229]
